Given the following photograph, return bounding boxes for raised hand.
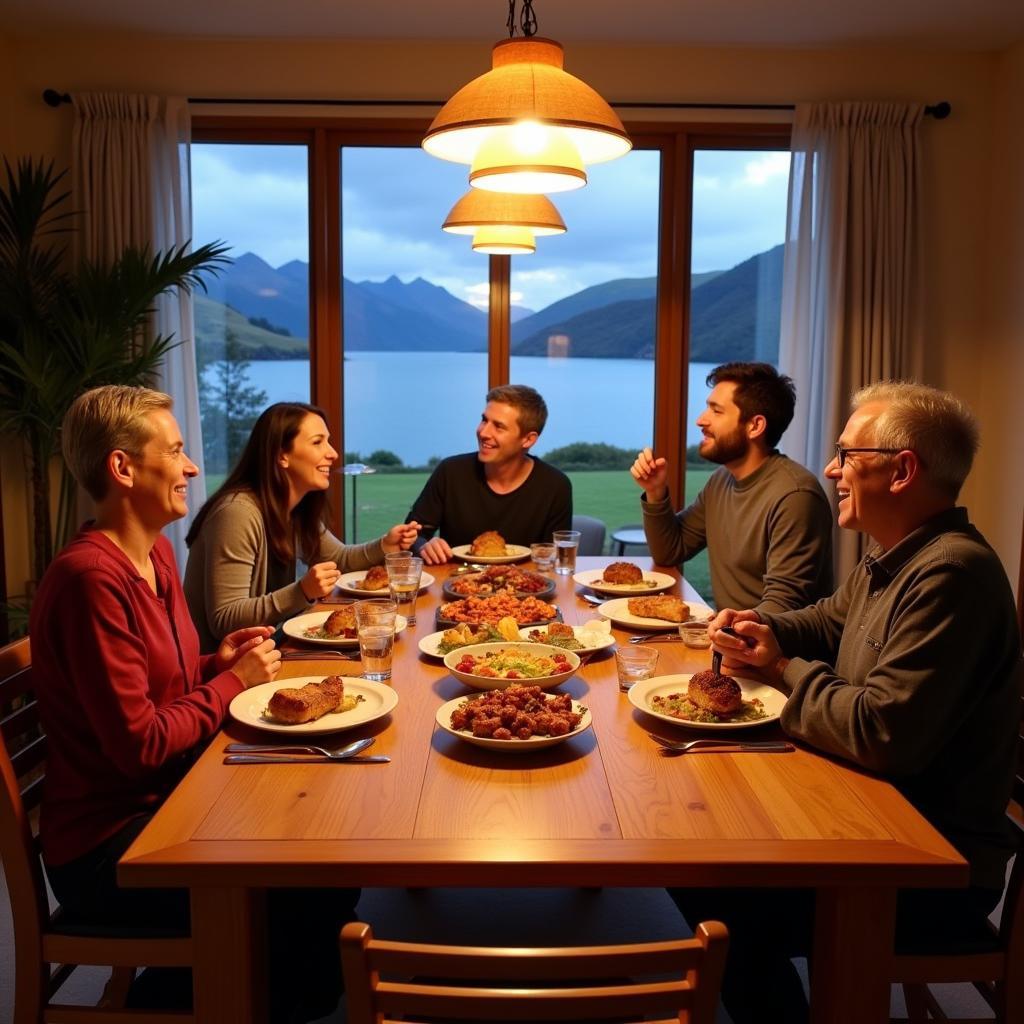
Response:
[382,521,422,553]
[629,447,670,501]
[215,626,276,674]
[230,636,282,687]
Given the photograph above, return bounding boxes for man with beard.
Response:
[407,384,572,565]
[630,362,832,613]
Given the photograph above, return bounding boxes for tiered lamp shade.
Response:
[422,38,631,176]
[442,190,567,236]
[471,225,537,255]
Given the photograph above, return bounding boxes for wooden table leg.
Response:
[191,887,268,1024]
[810,886,895,1024]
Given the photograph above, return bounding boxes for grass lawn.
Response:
[339,468,716,602]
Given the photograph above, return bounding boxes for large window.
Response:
[191,142,310,491]
[191,120,791,594]
[684,147,791,598]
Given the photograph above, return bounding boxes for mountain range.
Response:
[195,244,783,364]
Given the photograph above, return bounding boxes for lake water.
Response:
[240,352,716,466]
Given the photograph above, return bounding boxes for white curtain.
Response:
[778,101,924,578]
[71,94,206,569]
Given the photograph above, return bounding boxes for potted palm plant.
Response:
[0,156,229,584]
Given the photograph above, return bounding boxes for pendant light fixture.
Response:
[422,0,631,194]
[442,189,567,257]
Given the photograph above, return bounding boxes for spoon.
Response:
[580,593,605,605]
[224,737,375,757]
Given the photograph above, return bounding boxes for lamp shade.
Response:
[469,125,586,194]
[423,38,631,167]
[442,190,566,236]
[472,225,537,255]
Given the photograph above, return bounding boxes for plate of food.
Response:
[282,608,408,646]
[229,675,399,735]
[442,565,554,601]
[598,597,713,631]
[628,672,785,729]
[435,685,591,750]
[444,642,580,691]
[573,563,676,596]
[436,591,561,630]
[419,618,519,658]
[450,531,531,564]
[519,620,616,654]
[336,567,435,596]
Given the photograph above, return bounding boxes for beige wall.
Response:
[975,40,1024,601]
[0,32,1020,595]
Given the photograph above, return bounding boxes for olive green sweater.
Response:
[763,507,1023,890]
[183,491,383,653]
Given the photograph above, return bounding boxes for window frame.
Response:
[192,116,791,538]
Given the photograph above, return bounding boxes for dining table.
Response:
[119,554,967,1024]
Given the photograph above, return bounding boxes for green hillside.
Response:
[194,295,309,360]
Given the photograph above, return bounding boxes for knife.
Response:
[224,754,391,764]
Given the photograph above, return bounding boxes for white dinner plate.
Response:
[335,569,435,597]
[281,610,408,647]
[518,622,617,654]
[229,677,399,735]
[435,694,592,751]
[572,568,677,596]
[598,598,714,631]
[450,544,531,564]
[628,673,786,730]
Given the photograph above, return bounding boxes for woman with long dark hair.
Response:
[184,401,418,652]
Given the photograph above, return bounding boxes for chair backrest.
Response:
[571,515,606,556]
[0,637,51,960]
[341,919,728,1024]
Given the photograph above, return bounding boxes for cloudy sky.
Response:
[192,142,790,314]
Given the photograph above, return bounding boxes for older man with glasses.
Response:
[668,381,1023,1024]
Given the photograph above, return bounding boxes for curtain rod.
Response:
[41,90,952,119]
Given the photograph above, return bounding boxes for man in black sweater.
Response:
[406,384,572,565]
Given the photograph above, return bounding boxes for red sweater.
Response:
[30,528,245,865]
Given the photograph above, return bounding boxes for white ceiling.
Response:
[1,0,1022,50]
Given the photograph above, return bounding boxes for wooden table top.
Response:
[120,556,967,891]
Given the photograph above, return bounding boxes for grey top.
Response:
[641,453,834,613]
[763,506,1023,891]
[183,490,383,653]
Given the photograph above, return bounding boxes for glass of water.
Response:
[355,599,397,681]
[530,542,556,573]
[552,530,581,575]
[615,646,659,692]
[386,556,423,625]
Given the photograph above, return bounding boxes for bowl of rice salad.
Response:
[443,642,581,691]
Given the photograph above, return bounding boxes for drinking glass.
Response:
[615,646,659,692]
[355,599,397,682]
[552,530,581,575]
[386,556,423,625]
[530,542,556,573]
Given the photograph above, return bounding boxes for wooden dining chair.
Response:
[891,695,1024,1023]
[340,919,728,1023]
[0,636,195,1023]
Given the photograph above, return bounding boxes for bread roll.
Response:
[470,530,508,556]
[360,565,389,590]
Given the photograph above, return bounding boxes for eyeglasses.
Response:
[833,443,904,468]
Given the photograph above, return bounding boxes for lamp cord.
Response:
[506,0,538,37]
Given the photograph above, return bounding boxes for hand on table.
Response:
[418,537,453,565]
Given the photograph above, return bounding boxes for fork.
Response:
[651,735,793,754]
